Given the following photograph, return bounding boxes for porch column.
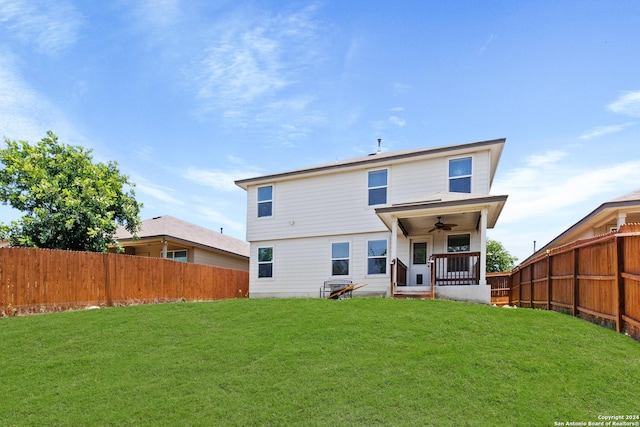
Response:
[617,213,627,229]
[479,208,488,285]
[391,218,398,292]
[161,238,168,259]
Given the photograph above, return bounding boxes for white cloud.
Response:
[135,0,180,29]
[491,148,640,262]
[0,49,72,142]
[607,91,640,117]
[183,167,262,192]
[193,206,246,237]
[0,0,82,54]
[525,150,567,167]
[493,152,640,225]
[477,33,496,56]
[579,122,635,140]
[392,82,411,95]
[388,116,406,127]
[134,179,184,206]
[190,5,323,115]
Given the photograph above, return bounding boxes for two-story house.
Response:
[235,138,508,303]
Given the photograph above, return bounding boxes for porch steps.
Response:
[393,292,433,300]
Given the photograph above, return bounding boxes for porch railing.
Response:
[396,259,407,286]
[390,258,408,295]
[431,252,480,286]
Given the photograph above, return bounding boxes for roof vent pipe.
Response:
[377,138,382,153]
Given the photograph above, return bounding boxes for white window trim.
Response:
[257,184,274,219]
[447,155,473,193]
[445,233,472,253]
[257,245,274,279]
[367,168,390,207]
[366,238,389,276]
[330,241,351,278]
[166,249,188,262]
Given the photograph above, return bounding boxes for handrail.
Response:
[390,258,408,296]
[431,252,481,286]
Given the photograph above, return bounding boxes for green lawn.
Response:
[1,298,639,426]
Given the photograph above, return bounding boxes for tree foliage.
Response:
[0,131,142,252]
[486,239,518,272]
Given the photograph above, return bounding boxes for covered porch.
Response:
[376,192,507,303]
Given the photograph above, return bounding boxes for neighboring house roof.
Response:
[525,188,640,263]
[235,138,505,189]
[114,215,249,259]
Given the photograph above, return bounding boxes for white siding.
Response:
[472,150,491,194]
[246,149,494,243]
[245,146,495,298]
[249,232,391,298]
[246,169,388,242]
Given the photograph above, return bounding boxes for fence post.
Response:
[530,264,534,308]
[614,235,625,333]
[103,253,112,307]
[508,270,512,306]
[572,246,579,317]
[546,253,552,311]
[518,268,522,307]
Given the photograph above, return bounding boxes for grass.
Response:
[1,298,639,426]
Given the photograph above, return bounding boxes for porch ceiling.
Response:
[375,193,508,236]
[398,212,480,236]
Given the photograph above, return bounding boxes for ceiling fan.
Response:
[428,216,457,233]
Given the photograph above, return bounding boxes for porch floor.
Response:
[393,291,433,299]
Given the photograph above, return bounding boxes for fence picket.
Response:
[0,247,249,315]
[507,223,640,340]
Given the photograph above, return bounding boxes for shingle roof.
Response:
[609,188,640,203]
[522,188,640,264]
[114,215,249,258]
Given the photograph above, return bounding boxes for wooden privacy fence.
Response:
[0,247,249,315]
[487,272,511,306]
[509,223,640,340]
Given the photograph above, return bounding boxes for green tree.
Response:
[486,239,518,272]
[0,131,142,252]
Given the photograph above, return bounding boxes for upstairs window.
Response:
[449,157,472,193]
[368,169,387,206]
[258,247,273,278]
[331,242,350,276]
[257,185,273,217]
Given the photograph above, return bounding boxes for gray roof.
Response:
[235,138,505,189]
[523,188,640,263]
[610,188,640,203]
[115,215,249,258]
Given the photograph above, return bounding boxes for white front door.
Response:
[409,239,430,286]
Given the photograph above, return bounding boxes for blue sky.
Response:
[1,0,639,262]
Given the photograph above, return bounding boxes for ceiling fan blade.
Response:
[427,228,436,233]
[443,223,458,228]
[442,226,452,230]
